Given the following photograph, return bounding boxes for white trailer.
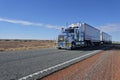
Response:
[57,23,101,49]
[83,23,100,43]
[101,32,112,44]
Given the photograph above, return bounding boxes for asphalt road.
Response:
[0,46,106,80]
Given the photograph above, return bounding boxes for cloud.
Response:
[98,23,120,33]
[0,18,62,29]
[0,18,119,32]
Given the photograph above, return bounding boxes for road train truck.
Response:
[57,23,101,49]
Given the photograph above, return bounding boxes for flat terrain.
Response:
[0,40,54,51]
[42,44,120,80]
[0,45,105,80]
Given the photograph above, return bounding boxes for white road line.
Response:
[18,50,101,80]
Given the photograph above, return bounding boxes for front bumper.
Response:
[58,42,71,49]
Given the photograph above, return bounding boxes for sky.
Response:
[0,0,120,41]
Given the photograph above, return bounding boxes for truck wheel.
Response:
[58,47,61,49]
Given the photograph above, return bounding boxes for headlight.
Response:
[66,43,70,47]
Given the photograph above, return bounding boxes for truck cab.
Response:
[57,23,84,49]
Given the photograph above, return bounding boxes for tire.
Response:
[58,47,61,49]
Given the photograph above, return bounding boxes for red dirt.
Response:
[41,45,120,80]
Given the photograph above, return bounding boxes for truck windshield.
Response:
[65,28,74,33]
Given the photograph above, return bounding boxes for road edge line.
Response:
[18,50,102,80]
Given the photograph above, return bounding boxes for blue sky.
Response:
[0,0,120,41]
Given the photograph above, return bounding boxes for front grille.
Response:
[58,35,64,42]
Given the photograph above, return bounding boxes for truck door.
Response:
[79,26,84,41]
[74,29,79,41]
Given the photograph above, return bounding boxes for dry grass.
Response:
[0,40,54,52]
